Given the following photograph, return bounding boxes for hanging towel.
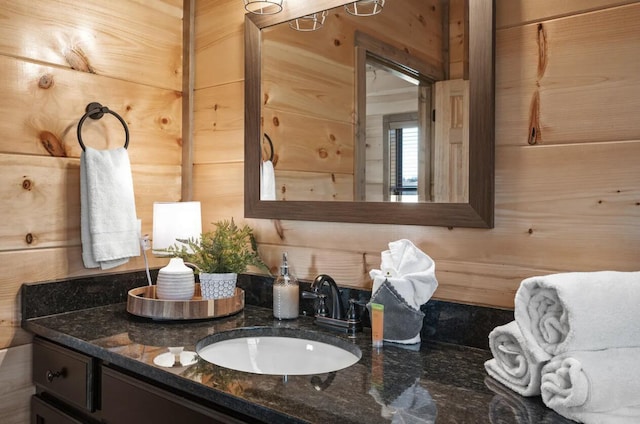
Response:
[368,239,438,344]
[81,146,140,269]
[514,271,640,356]
[260,160,276,200]
[484,321,549,396]
[540,347,640,424]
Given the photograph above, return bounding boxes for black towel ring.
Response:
[263,133,274,162]
[77,102,129,151]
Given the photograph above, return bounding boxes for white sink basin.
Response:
[196,328,361,375]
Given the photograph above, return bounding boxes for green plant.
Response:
[166,219,269,274]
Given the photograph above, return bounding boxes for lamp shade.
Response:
[244,0,283,15]
[345,0,385,16]
[152,201,202,254]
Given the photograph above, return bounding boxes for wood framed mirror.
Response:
[244,0,494,227]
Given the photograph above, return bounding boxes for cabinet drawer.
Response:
[101,366,249,424]
[31,395,86,424]
[33,337,96,412]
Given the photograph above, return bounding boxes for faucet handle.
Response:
[347,299,367,321]
[316,294,329,317]
[302,291,329,317]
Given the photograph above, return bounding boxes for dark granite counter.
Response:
[21,272,574,423]
[23,306,574,424]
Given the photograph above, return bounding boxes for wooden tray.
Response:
[127,284,244,320]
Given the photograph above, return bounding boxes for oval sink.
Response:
[196,327,361,375]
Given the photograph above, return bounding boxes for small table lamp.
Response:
[152,201,202,255]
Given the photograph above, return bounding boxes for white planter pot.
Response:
[199,272,237,299]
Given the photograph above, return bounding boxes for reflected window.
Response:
[387,117,419,202]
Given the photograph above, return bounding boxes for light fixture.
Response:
[244,0,283,15]
[289,10,328,32]
[152,201,202,255]
[344,0,385,16]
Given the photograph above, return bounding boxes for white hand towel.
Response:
[540,347,640,424]
[514,271,640,356]
[484,321,549,396]
[260,160,276,200]
[369,239,438,311]
[81,147,140,269]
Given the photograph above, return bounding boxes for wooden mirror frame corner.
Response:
[244,0,495,228]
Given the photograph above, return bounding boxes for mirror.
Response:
[245,0,494,227]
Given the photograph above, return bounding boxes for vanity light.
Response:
[289,10,328,32]
[152,201,202,255]
[344,0,385,16]
[243,0,283,15]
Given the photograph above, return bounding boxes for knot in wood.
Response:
[25,233,34,244]
[38,74,54,89]
[318,148,328,159]
[22,179,33,190]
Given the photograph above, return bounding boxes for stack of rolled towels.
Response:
[484,271,640,424]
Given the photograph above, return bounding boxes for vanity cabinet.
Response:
[31,337,252,424]
[32,337,98,423]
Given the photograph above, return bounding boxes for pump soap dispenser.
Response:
[273,252,299,320]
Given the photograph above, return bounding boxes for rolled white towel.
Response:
[514,271,640,356]
[541,347,640,424]
[484,321,549,396]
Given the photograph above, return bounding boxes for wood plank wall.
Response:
[194,0,640,309]
[0,1,184,421]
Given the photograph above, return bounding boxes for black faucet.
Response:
[310,274,345,320]
[303,274,361,334]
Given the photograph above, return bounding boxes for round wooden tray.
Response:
[126,284,244,320]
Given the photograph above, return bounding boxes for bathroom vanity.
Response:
[22,272,574,424]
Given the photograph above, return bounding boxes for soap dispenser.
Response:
[273,252,299,320]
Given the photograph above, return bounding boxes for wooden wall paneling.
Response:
[193,163,245,230]
[449,0,469,79]
[496,3,640,147]
[0,0,183,91]
[262,109,354,174]
[271,170,354,201]
[0,56,182,163]
[496,0,638,29]
[0,345,33,424]
[343,0,444,68]
[0,154,181,251]
[535,4,640,145]
[262,40,354,122]
[193,82,245,164]
[194,0,246,90]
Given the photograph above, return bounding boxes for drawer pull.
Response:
[46,369,66,382]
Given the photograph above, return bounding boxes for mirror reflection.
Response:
[260,0,468,203]
[244,0,494,227]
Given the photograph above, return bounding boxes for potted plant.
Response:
[166,219,269,299]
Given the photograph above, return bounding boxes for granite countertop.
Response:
[23,301,574,424]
